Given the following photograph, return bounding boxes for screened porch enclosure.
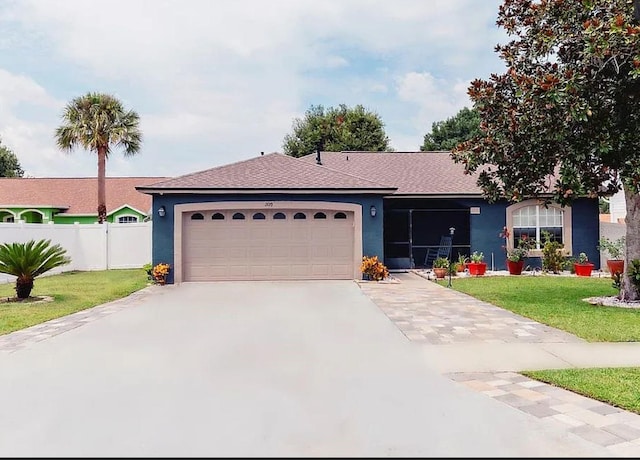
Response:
[383,200,471,269]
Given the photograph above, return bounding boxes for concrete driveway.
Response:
[0,281,611,457]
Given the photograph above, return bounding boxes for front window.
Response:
[118,215,138,223]
[508,201,571,253]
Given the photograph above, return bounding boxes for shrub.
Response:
[541,230,565,274]
[360,255,389,281]
[628,259,640,291]
[0,239,71,298]
[152,263,171,284]
[598,236,626,260]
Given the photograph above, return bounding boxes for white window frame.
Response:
[117,214,139,224]
[505,200,572,257]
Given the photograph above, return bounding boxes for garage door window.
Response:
[273,212,286,220]
[252,212,266,220]
[334,212,347,219]
[232,212,245,220]
[191,213,204,220]
[212,212,225,220]
[314,212,327,219]
[293,212,306,220]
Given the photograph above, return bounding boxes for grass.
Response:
[522,368,640,415]
[444,275,638,342]
[0,269,148,336]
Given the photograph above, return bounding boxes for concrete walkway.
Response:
[358,271,640,457]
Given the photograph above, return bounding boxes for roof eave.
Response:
[136,187,398,195]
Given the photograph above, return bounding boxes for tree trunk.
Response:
[15,276,33,299]
[97,146,107,224]
[621,185,640,301]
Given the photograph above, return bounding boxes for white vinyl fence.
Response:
[0,222,152,284]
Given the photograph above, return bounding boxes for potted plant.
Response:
[467,251,487,276]
[455,254,468,272]
[598,236,625,278]
[500,226,534,275]
[574,252,594,277]
[152,262,171,285]
[432,256,449,279]
[360,255,389,281]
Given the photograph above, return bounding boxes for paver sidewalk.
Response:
[358,271,640,457]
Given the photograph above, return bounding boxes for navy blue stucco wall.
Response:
[458,199,509,270]
[457,197,600,270]
[571,198,601,267]
[151,193,385,283]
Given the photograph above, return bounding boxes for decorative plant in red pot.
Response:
[467,251,487,276]
[598,236,626,279]
[500,226,534,275]
[574,252,594,277]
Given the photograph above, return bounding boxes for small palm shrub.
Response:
[0,239,71,299]
[360,255,389,281]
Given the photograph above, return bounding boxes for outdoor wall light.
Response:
[370,205,377,218]
[158,206,166,218]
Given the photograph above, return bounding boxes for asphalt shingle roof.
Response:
[0,177,167,215]
[138,153,394,191]
[299,151,483,195]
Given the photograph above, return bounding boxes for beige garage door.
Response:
[182,209,355,281]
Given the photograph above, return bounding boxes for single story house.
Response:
[0,177,167,224]
[137,151,600,283]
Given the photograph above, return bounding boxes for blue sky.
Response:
[0,0,506,178]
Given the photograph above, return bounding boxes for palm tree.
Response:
[0,239,71,299]
[55,92,142,223]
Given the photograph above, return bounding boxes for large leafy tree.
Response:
[452,0,640,300]
[55,93,142,223]
[0,138,24,177]
[421,107,481,151]
[283,104,392,158]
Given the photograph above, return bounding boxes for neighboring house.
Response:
[137,152,600,283]
[607,189,627,223]
[0,177,167,224]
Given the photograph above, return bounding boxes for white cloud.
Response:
[0,0,505,177]
[394,71,472,142]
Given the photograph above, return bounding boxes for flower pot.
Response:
[433,268,447,279]
[507,259,525,275]
[467,262,487,276]
[456,263,465,272]
[606,259,625,278]
[574,263,594,277]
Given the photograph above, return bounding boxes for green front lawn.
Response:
[0,269,148,336]
[523,368,640,415]
[446,276,636,342]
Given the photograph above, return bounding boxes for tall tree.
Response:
[0,138,24,177]
[452,0,640,300]
[55,93,142,223]
[283,104,392,158]
[421,107,481,151]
